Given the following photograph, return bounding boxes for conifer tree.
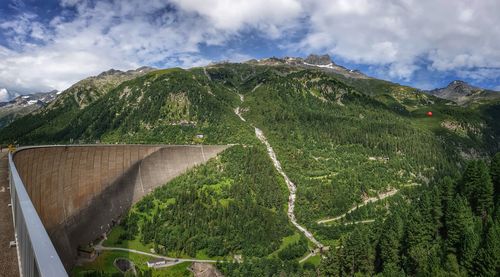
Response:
[475,161,494,216]
[340,226,374,276]
[460,161,494,216]
[445,195,474,253]
[472,219,500,276]
[378,213,404,271]
[491,153,500,203]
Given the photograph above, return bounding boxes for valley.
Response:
[2,57,500,276]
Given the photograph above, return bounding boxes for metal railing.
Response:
[8,152,67,277]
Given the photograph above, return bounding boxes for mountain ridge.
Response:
[0,90,59,129]
[426,79,500,105]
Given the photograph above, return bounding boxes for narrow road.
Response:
[298,249,319,264]
[343,219,375,225]
[94,245,218,264]
[317,189,399,224]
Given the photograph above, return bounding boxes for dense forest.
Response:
[216,154,500,276]
[210,66,499,235]
[119,145,293,258]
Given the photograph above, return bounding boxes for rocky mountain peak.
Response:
[426,79,500,105]
[446,80,477,92]
[97,69,124,77]
[96,66,156,78]
[304,54,333,65]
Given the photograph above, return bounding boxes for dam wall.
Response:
[12,145,229,269]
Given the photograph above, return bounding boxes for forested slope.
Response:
[4,61,500,276]
[318,154,500,276]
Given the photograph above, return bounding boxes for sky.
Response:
[1,0,500,101]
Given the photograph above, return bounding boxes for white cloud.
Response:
[1,0,500,93]
[0,0,231,93]
[0,88,19,102]
[297,0,500,80]
[0,88,9,102]
[456,68,500,83]
[171,0,303,37]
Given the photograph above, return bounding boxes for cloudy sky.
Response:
[1,0,499,100]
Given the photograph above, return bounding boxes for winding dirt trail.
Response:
[317,189,399,224]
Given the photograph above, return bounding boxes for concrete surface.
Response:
[0,151,20,277]
[12,145,229,270]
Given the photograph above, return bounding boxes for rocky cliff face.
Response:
[304,54,333,65]
[428,80,500,105]
[246,54,369,79]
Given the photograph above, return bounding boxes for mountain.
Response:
[304,54,333,65]
[246,54,369,79]
[3,56,500,276]
[0,90,58,129]
[0,66,155,142]
[428,80,500,105]
[46,66,156,110]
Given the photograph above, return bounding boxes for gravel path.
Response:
[317,189,399,224]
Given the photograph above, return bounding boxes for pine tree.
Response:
[445,195,474,254]
[378,213,404,271]
[443,253,463,277]
[403,208,434,275]
[340,226,374,276]
[491,153,500,203]
[440,177,456,239]
[460,161,494,216]
[471,219,500,276]
[460,161,480,199]
[320,246,341,276]
[441,176,456,214]
[459,220,480,272]
[476,161,494,216]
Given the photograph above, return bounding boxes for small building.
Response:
[77,245,96,259]
[146,258,166,268]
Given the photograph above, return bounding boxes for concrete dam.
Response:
[11,144,229,270]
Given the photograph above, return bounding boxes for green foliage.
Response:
[320,155,500,276]
[119,145,292,258]
[277,237,308,260]
[377,213,404,272]
[4,62,500,276]
[71,250,177,277]
[491,153,500,203]
[459,161,494,216]
[216,257,307,277]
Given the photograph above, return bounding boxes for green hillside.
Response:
[4,62,500,276]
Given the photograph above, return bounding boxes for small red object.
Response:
[426,111,433,117]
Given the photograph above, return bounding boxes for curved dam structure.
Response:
[11,144,229,270]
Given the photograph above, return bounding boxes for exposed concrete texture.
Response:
[12,145,229,269]
[0,151,20,276]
